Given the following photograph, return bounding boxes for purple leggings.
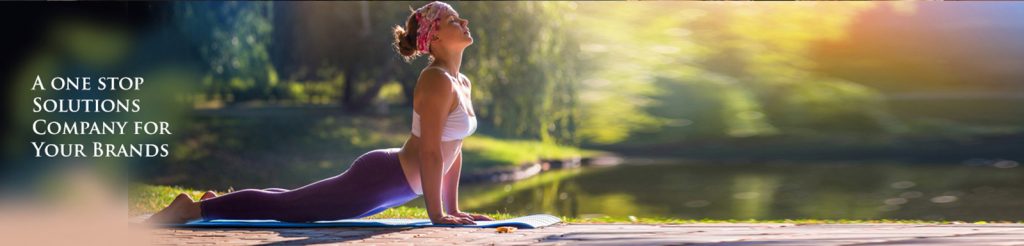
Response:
[199,148,420,222]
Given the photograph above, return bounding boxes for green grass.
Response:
[462,135,608,170]
[132,184,1020,224]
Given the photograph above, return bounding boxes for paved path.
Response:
[149,222,1024,245]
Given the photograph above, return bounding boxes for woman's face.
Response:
[434,11,472,48]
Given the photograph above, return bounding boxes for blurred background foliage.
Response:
[161,1,1024,148]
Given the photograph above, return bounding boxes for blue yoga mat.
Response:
[173,214,561,229]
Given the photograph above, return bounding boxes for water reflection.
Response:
[406,160,1024,221]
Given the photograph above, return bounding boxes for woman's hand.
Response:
[450,211,495,221]
[431,214,476,225]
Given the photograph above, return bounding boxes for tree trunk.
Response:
[341,63,356,106]
[344,58,398,112]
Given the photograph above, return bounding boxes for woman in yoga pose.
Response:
[147,1,493,225]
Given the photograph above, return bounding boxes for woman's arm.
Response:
[443,146,495,221]
[442,149,463,214]
[414,69,453,222]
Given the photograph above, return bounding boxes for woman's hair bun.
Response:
[393,9,423,62]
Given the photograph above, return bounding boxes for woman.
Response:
[147,1,492,225]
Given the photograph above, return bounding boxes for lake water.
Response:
[406,159,1024,221]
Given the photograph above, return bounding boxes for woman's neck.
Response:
[431,46,464,76]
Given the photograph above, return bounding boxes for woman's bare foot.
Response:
[200,191,217,201]
[145,193,202,224]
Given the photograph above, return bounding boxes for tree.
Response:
[173,2,276,103]
[457,2,584,144]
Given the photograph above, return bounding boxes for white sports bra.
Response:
[410,70,477,142]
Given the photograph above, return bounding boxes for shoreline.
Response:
[460,153,624,184]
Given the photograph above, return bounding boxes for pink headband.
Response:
[414,1,455,53]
